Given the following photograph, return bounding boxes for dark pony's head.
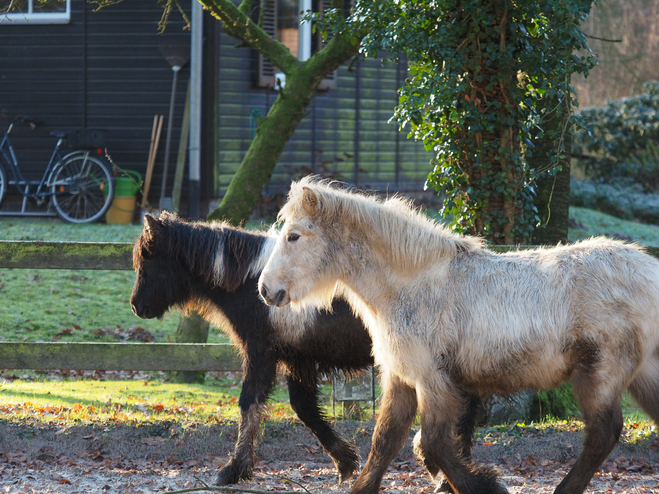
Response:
[131,212,198,319]
[131,211,269,319]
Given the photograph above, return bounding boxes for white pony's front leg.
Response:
[350,371,417,494]
[414,377,509,494]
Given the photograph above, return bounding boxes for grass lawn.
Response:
[0,373,307,426]
[0,217,226,343]
[1,210,659,431]
[568,206,659,245]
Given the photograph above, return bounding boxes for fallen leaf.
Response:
[141,436,166,446]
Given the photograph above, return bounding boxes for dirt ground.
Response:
[1,419,659,494]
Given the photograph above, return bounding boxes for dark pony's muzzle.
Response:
[130,297,156,319]
[259,284,289,307]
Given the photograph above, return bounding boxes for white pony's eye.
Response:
[287,232,300,242]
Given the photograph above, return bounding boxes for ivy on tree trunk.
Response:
[532,97,573,246]
[356,0,596,244]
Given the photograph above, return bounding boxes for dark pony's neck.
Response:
[156,218,269,292]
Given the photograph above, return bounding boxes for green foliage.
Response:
[574,81,659,193]
[570,178,659,225]
[351,0,596,243]
[530,382,580,421]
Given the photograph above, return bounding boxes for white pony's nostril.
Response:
[274,289,286,306]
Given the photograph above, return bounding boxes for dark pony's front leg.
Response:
[216,351,278,486]
[350,372,417,494]
[414,384,507,494]
[287,364,360,483]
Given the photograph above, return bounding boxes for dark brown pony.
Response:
[130,212,373,485]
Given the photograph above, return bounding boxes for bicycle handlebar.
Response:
[0,109,40,129]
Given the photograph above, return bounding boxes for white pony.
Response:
[259,176,659,494]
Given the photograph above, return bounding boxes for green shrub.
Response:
[530,382,580,421]
[570,178,659,225]
[574,81,659,193]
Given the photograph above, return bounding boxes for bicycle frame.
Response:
[0,122,93,216]
[0,122,65,198]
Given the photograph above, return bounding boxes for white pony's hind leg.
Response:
[628,346,659,424]
[555,370,624,494]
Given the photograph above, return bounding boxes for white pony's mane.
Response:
[279,177,484,271]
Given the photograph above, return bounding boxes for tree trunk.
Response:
[206,76,319,224]
[168,311,211,383]
[200,0,361,225]
[531,97,572,246]
[207,37,361,225]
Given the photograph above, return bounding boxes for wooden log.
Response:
[0,342,241,371]
[0,241,133,270]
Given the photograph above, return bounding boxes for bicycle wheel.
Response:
[0,159,6,209]
[49,152,115,223]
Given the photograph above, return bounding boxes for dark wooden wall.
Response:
[0,0,192,206]
[213,28,432,197]
[0,0,433,216]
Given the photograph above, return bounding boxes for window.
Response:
[0,0,71,25]
[257,0,337,90]
[276,0,313,61]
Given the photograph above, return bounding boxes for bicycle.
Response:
[0,111,115,224]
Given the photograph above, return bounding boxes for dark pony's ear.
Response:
[302,186,319,217]
[144,214,162,237]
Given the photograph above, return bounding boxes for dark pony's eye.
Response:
[287,232,300,242]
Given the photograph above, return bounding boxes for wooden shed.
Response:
[0,0,433,218]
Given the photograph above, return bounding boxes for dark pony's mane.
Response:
[133,213,269,292]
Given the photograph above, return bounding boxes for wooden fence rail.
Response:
[0,241,133,270]
[0,241,242,371]
[2,240,659,372]
[0,342,241,371]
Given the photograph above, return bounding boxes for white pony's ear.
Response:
[302,187,319,217]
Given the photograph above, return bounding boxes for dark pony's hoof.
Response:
[434,478,508,494]
[434,478,453,493]
[335,441,361,483]
[434,466,509,494]
[216,460,253,486]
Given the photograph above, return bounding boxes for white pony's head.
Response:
[259,176,482,309]
[258,177,350,309]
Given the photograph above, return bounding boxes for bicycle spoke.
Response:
[50,154,114,223]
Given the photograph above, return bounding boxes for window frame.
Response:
[1,0,71,25]
[257,0,337,91]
